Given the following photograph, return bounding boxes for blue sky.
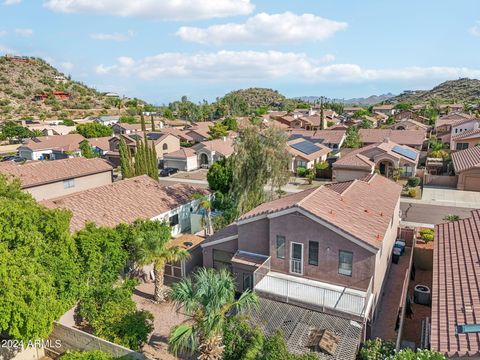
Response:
[1,0,480,104]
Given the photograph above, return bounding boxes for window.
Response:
[297,160,307,168]
[403,165,413,177]
[169,214,179,226]
[456,143,469,150]
[308,241,319,266]
[276,235,285,259]
[63,179,75,189]
[243,273,253,290]
[213,249,233,272]
[338,250,353,276]
[162,143,168,150]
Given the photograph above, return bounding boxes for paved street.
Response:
[400,202,473,226]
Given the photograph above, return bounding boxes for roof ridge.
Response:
[296,185,325,207]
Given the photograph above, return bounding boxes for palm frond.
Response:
[169,324,197,355]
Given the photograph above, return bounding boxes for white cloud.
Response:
[90,30,134,42]
[15,28,33,37]
[176,12,347,44]
[2,0,21,5]
[95,50,480,83]
[0,31,7,37]
[470,21,480,37]
[60,62,74,71]
[44,0,254,21]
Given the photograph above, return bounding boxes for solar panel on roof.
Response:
[457,324,480,334]
[291,140,321,155]
[129,134,142,141]
[392,145,417,161]
[147,133,163,141]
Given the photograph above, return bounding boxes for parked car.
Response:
[1,155,25,163]
[160,167,179,177]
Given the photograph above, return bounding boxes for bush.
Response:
[407,176,421,187]
[419,229,434,243]
[358,338,395,360]
[61,350,114,360]
[408,188,417,198]
[296,167,307,177]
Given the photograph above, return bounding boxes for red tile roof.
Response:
[451,146,480,173]
[287,129,346,145]
[431,209,480,357]
[164,147,197,159]
[452,128,480,141]
[20,134,86,151]
[0,157,113,188]
[41,175,209,232]
[239,174,401,248]
[359,129,425,146]
[87,137,112,151]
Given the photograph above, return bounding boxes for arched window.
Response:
[162,143,168,151]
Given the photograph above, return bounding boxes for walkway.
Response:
[401,186,480,209]
[371,246,412,341]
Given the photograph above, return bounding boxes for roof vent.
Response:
[183,241,193,248]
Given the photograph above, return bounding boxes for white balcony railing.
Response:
[255,271,373,319]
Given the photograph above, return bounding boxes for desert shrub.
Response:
[296,167,307,177]
[419,229,434,243]
[408,188,417,198]
[407,177,421,187]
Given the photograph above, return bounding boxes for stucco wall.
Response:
[202,237,238,268]
[457,168,480,191]
[238,218,270,256]
[267,212,375,291]
[25,171,113,201]
[155,135,180,159]
[333,168,373,182]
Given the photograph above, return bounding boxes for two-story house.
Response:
[202,174,402,331]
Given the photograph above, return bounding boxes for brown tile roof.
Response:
[87,137,112,151]
[168,234,205,251]
[431,209,480,357]
[203,223,238,244]
[164,147,197,159]
[160,127,194,142]
[372,104,394,110]
[0,157,113,188]
[359,129,425,146]
[451,146,480,173]
[392,119,429,131]
[20,134,86,151]
[41,175,209,232]
[239,174,401,248]
[287,129,346,145]
[452,128,480,141]
[436,113,472,128]
[195,138,235,157]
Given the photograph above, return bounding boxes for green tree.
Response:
[209,122,229,139]
[0,121,31,140]
[150,114,155,131]
[80,140,97,158]
[0,175,81,341]
[131,219,189,302]
[259,331,317,360]
[61,119,76,126]
[77,122,112,138]
[207,158,233,194]
[78,279,153,350]
[359,119,374,129]
[140,113,146,131]
[119,137,134,179]
[344,126,362,148]
[119,116,137,124]
[222,117,238,131]
[168,268,258,359]
[223,318,263,360]
[394,103,413,111]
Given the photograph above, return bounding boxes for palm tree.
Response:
[194,194,213,236]
[133,219,190,303]
[168,268,258,360]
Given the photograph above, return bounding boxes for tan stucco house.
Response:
[451,146,480,191]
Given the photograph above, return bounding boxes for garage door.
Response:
[464,176,480,191]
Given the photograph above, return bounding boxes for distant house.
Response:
[287,129,347,151]
[359,129,426,150]
[390,118,430,132]
[202,174,402,357]
[159,127,194,143]
[332,140,420,181]
[18,134,86,160]
[94,116,120,126]
[435,112,472,135]
[372,104,395,116]
[0,157,113,201]
[41,175,210,235]
[392,109,429,124]
[107,132,180,167]
[449,118,480,150]
[163,148,198,172]
[343,106,363,115]
[193,137,235,168]
[431,209,480,357]
[287,137,331,172]
[112,122,146,135]
[185,121,216,143]
[87,137,112,156]
[451,146,480,191]
[27,124,76,136]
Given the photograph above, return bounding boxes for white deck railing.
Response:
[255,271,373,318]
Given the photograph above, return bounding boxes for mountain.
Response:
[297,94,395,106]
[220,88,287,113]
[391,78,480,104]
[0,56,141,121]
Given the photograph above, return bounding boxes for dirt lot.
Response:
[170,169,208,181]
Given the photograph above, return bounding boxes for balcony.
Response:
[254,268,373,319]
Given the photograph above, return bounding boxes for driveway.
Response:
[400,203,473,227]
[415,186,480,208]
